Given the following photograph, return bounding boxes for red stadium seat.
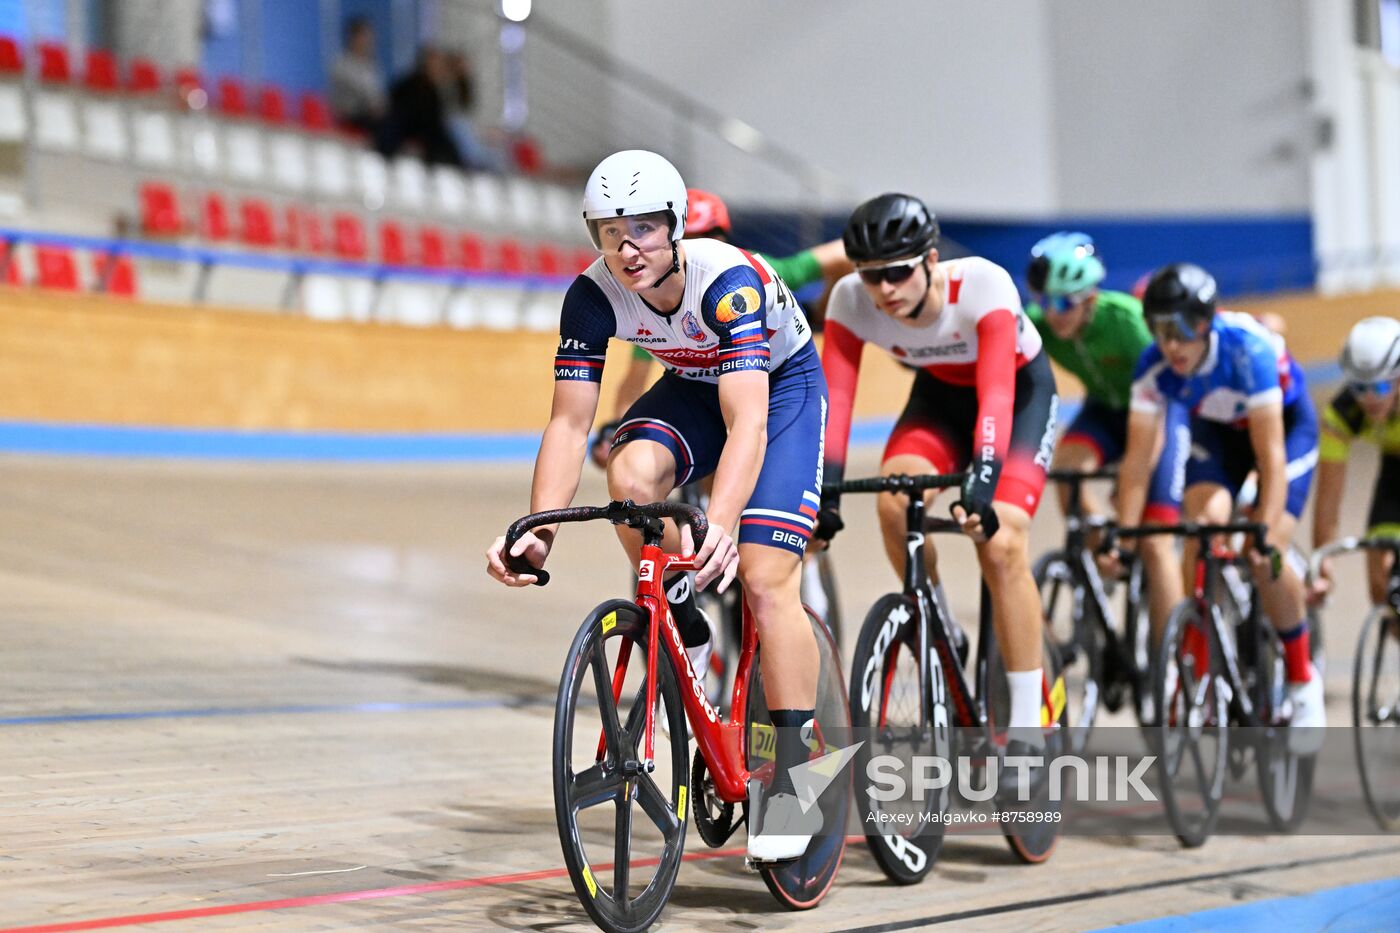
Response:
[201,193,231,241]
[511,136,543,176]
[298,93,332,132]
[286,206,326,254]
[378,222,410,265]
[418,227,449,268]
[0,37,21,75]
[83,49,119,92]
[217,78,249,117]
[240,199,276,247]
[174,68,203,108]
[257,87,287,124]
[533,243,565,277]
[35,245,79,291]
[126,57,161,94]
[93,252,137,296]
[459,233,488,272]
[0,240,20,285]
[139,183,184,236]
[498,239,528,276]
[332,213,368,260]
[37,42,70,84]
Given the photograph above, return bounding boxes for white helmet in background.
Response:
[1340,316,1400,384]
[582,149,688,249]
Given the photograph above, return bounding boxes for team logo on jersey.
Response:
[716,286,761,324]
[682,310,705,342]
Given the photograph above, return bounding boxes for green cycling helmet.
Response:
[1043,246,1106,299]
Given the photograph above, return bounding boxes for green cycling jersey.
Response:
[1026,289,1151,410]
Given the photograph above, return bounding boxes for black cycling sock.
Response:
[768,708,814,797]
[665,573,708,647]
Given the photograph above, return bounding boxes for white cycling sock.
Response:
[1006,668,1044,733]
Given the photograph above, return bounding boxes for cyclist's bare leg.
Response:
[1367,547,1394,608]
[1180,482,1232,593]
[740,543,818,708]
[606,439,681,560]
[1051,438,1104,517]
[1250,511,1307,635]
[1141,533,1182,645]
[978,501,1042,673]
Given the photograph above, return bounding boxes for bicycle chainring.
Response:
[691,749,739,847]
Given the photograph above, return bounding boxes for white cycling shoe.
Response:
[1286,664,1326,754]
[746,791,815,863]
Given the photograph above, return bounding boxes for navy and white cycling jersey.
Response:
[553,238,812,384]
[1129,311,1303,425]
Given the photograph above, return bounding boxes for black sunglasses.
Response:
[858,259,923,286]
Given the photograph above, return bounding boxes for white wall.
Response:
[1049,0,1312,216]
[537,0,1316,219]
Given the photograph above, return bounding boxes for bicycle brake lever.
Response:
[506,554,550,587]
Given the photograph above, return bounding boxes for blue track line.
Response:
[0,695,550,726]
[1093,875,1400,932]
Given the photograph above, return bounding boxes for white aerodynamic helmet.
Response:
[1340,316,1400,384]
[582,149,688,249]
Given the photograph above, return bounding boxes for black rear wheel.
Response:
[849,593,951,884]
[553,601,689,933]
[1033,551,1101,753]
[1252,619,1314,832]
[1354,607,1400,830]
[751,608,852,909]
[1152,599,1227,848]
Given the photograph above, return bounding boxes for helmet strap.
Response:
[650,240,682,290]
[907,257,934,321]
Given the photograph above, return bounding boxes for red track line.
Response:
[0,847,750,933]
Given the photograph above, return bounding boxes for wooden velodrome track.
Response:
[0,287,1397,930]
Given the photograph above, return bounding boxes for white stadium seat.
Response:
[0,84,27,142]
[468,172,503,226]
[391,157,428,212]
[431,165,469,217]
[505,177,542,232]
[33,90,80,150]
[130,108,176,167]
[302,275,345,321]
[224,124,265,183]
[311,139,352,199]
[181,116,221,175]
[268,132,309,192]
[354,150,389,209]
[81,98,128,160]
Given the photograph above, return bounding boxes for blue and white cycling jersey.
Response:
[1129,311,1302,425]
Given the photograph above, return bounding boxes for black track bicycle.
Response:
[826,473,1069,883]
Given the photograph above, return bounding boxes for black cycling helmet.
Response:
[1142,262,1218,324]
[843,193,939,263]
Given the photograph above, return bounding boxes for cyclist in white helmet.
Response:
[485,150,828,862]
[1311,316,1400,610]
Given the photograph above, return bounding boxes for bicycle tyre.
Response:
[751,608,852,909]
[553,600,689,933]
[1033,550,1101,753]
[1152,599,1227,848]
[849,592,951,884]
[1253,618,1314,832]
[1353,606,1400,830]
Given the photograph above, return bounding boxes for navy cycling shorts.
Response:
[1062,397,1189,523]
[609,341,827,557]
[1185,393,1319,519]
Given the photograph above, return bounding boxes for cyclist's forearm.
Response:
[708,416,765,532]
[1311,461,1346,550]
[1115,410,1158,527]
[528,418,590,535]
[1247,404,1288,537]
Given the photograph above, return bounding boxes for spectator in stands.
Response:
[379,45,463,166]
[329,17,387,135]
[441,50,503,172]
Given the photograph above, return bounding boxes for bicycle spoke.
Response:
[635,772,682,840]
[572,763,623,813]
[613,793,633,905]
[621,677,651,756]
[591,648,626,754]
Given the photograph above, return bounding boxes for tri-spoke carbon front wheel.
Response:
[553,600,689,933]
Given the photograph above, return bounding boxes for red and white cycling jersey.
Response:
[822,256,1043,480]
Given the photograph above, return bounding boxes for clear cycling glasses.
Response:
[589,213,672,254]
[1047,290,1094,314]
[1147,312,1211,344]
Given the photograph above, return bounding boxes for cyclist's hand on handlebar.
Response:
[1307,556,1334,606]
[809,503,844,550]
[951,500,999,543]
[588,419,621,470]
[686,518,738,593]
[1096,547,1125,581]
[486,530,550,586]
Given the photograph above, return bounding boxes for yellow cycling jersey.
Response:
[1319,385,1400,462]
